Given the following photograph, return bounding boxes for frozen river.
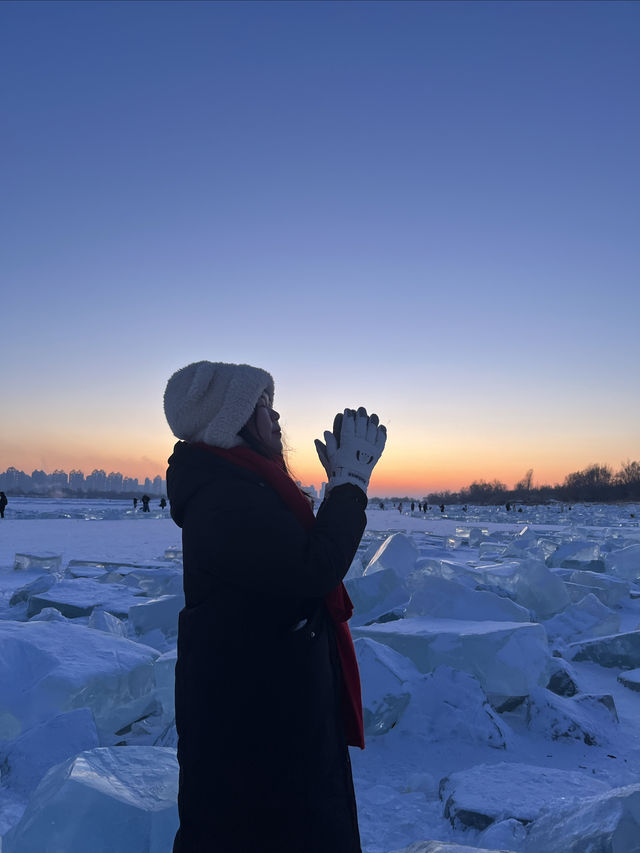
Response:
[1,499,640,851]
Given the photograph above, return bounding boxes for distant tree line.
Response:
[426,462,640,506]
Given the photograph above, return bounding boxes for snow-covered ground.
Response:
[1,498,640,852]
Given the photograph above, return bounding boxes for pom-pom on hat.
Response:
[163,361,275,448]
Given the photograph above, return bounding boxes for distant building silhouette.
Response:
[108,472,124,492]
[0,465,165,496]
[69,470,85,490]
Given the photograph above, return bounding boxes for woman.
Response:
[163,361,386,853]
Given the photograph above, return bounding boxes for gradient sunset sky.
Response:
[2,0,638,496]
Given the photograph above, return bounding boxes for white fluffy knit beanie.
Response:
[163,361,275,448]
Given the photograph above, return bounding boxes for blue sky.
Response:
[2,0,638,493]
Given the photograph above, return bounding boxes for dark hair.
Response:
[237,425,292,475]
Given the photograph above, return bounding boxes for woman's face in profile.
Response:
[248,391,282,453]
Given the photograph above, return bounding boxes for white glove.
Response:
[314,407,387,494]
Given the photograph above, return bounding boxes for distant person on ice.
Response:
[0,492,7,518]
[159,497,167,509]
[163,360,386,853]
[132,497,138,509]
[141,494,150,512]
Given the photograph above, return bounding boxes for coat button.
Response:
[310,631,316,638]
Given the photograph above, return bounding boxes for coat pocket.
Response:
[287,600,326,647]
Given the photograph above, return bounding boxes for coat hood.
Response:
[166,441,260,527]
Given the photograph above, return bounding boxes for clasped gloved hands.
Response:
[315,407,387,495]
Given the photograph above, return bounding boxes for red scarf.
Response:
[195,443,365,749]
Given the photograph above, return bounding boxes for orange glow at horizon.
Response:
[286,450,589,497]
[2,446,574,494]
[0,438,172,484]
[2,429,635,497]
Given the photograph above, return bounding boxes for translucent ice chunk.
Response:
[3,746,178,853]
[478,558,570,619]
[9,574,56,607]
[440,761,608,830]
[605,543,640,581]
[13,553,62,573]
[569,629,640,669]
[544,593,620,644]
[364,533,419,578]
[527,688,619,745]
[88,608,127,637]
[478,818,526,850]
[405,575,529,623]
[153,649,177,723]
[346,568,409,626]
[454,527,487,547]
[547,540,603,570]
[3,708,99,794]
[566,570,629,608]
[27,578,145,619]
[163,547,183,562]
[0,620,158,742]
[618,668,640,692]
[391,843,516,853]
[352,618,549,701]
[354,638,415,735]
[418,667,508,749]
[120,568,183,598]
[29,607,69,623]
[524,783,640,853]
[503,526,538,555]
[478,541,509,560]
[128,595,184,641]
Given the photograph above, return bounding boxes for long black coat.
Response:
[166,442,367,853]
